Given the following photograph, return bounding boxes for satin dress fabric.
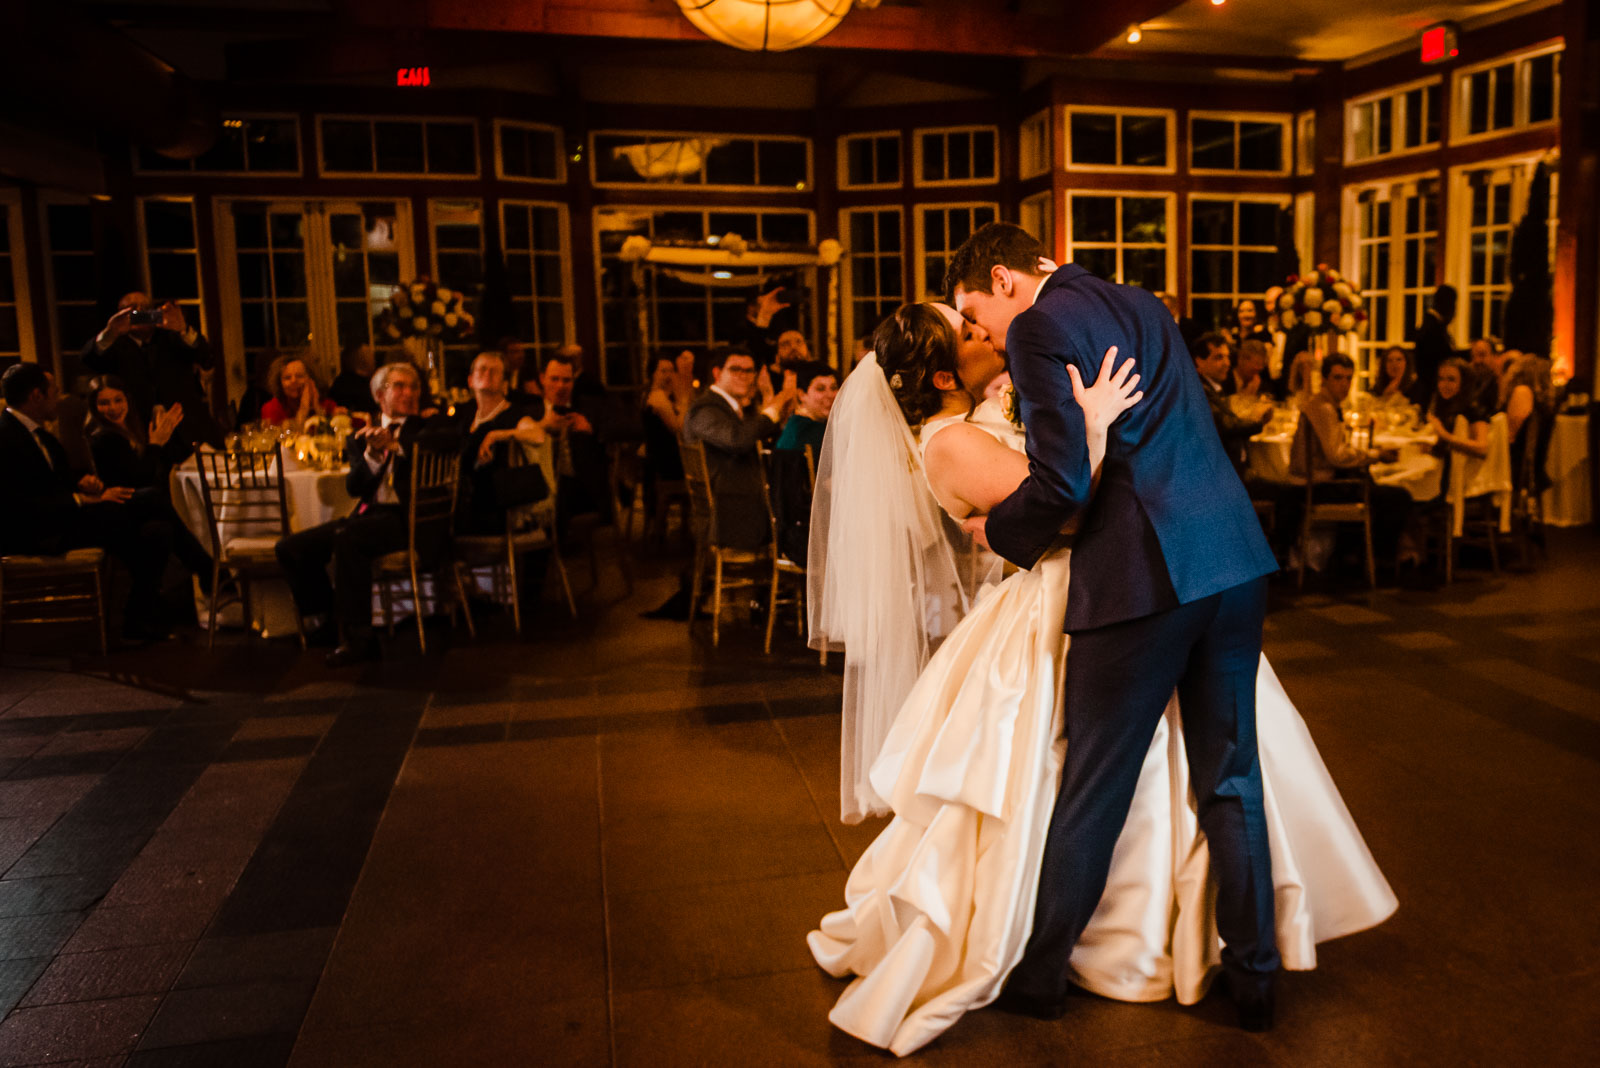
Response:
[807,403,1397,1057]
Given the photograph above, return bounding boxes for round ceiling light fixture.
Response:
[675,0,860,52]
[1126,25,1143,44]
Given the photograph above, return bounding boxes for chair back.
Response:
[680,439,719,549]
[192,444,293,555]
[1293,413,1368,511]
[1449,412,1513,537]
[407,442,462,555]
[803,443,817,492]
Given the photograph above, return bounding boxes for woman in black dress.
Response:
[84,375,214,586]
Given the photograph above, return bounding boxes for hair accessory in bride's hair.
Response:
[889,373,903,389]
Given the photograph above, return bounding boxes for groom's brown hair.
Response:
[943,222,1044,299]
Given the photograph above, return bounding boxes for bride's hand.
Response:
[1069,346,1142,434]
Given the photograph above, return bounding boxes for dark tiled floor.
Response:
[2,537,1599,1065]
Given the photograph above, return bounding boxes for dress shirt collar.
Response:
[381,412,408,431]
[1030,272,1052,308]
[8,408,43,434]
[710,384,745,417]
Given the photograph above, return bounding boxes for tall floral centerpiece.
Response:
[1275,264,1368,392]
[374,277,475,397]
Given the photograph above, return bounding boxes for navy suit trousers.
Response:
[1006,575,1280,1003]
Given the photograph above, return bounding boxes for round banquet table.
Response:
[1541,412,1591,527]
[170,459,357,637]
[1246,428,1442,502]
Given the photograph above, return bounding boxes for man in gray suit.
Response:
[681,348,798,551]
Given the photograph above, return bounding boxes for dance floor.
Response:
[1,537,1598,1066]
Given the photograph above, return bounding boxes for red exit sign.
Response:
[1421,23,1458,64]
[397,66,430,87]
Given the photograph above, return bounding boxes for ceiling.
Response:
[1100,0,1552,62]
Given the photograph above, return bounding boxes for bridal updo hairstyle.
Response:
[873,304,960,426]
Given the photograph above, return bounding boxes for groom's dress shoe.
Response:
[1227,974,1276,1033]
[989,987,1067,1021]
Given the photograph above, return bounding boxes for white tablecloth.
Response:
[1247,429,1442,502]
[1542,412,1591,527]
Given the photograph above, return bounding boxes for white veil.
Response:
[808,353,974,824]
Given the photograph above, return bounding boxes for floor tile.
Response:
[20,943,191,1007]
[138,979,318,1050]
[0,993,161,1067]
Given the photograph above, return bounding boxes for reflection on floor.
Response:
[2,534,1598,1066]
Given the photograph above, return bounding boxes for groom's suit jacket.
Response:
[986,265,1278,632]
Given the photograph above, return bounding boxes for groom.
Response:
[950,224,1282,1030]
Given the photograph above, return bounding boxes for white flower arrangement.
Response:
[376,276,475,342]
[1278,265,1368,336]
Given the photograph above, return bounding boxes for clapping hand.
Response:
[1068,346,1143,434]
[757,366,775,406]
[99,486,135,504]
[149,403,184,447]
[76,474,104,498]
[357,424,397,461]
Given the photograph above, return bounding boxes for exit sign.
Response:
[1421,23,1458,64]
[397,66,430,87]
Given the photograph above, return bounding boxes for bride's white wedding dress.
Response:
[807,399,1397,1057]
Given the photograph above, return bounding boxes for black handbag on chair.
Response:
[492,463,550,507]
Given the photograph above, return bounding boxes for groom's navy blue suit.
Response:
[986,265,1281,1005]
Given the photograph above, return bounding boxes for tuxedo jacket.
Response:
[343,415,461,516]
[0,410,84,555]
[986,266,1278,631]
[682,391,777,551]
[1412,310,1455,393]
[1202,376,1267,478]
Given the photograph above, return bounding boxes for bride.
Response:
[806,301,1396,1057]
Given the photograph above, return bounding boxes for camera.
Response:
[773,286,810,306]
[128,306,164,326]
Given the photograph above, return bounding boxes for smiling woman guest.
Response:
[260,353,338,427]
[774,361,839,454]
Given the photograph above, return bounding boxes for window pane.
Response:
[427,122,478,174]
[1122,197,1166,244]
[250,119,300,172]
[1424,85,1441,145]
[875,136,900,184]
[972,130,995,179]
[848,212,876,250]
[1352,103,1375,160]
[1238,122,1283,171]
[47,205,94,252]
[52,256,95,301]
[760,213,810,245]
[1190,298,1231,331]
[1191,119,1235,169]
[879,213,901,252]
[194,125,247,172]
[1528,53,1557,124]
[1191,200,1232,246]
[974,206,995,228]
[1192,250,1232,294]
[846,138,874,185]
[1239,251,1278,294]
[921,133,945,181]
[375,121,425,173]
[592,134,644,183]
[1403,89,1423,149]
[532,207,561,251]
[1121,115,1166,167]
[144,201,195,249]
[1491,64,1515,129]
[1076,248,1117,281]
[1070,113,1116,166]
[1122,248,1165,291]
[0,307,19,353]
[269,212,304,250]
[946,134,972,181]
[1375,100,1391,157]
[322,120,373,172]
[1468,71,1491,135]
[1071,197,1116,243]
[149,253,199,301]
[1238,201,1278,247]
[273,253,308,299]
[705,140,756,185]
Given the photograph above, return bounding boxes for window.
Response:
[1455,46,1562,141]
[318,117,480,177]
[915,203,998,299]
[1020,192,1054,261]
[595,207,812,386]
[1348,81,1441,162]
[136,115,302,175]
[839,132,901,189]
[1019,111,1051,179]
[1188,113,1289,175]
[841,208,903,344]
[1189,197,1286,330]
[591,132,811,190]
[1296,111,1316,176]
[430,200,488,382]
[501,201,572,370]
[1066,193,1169,293]
[914,127,999,187]
[139,198,206,336]
[1349,181,1440,365]
[42,199,101,360]
[495,121,564,183]
[1454,160,1559,343]
[0,193,36,367]
[1066,108,1172,171]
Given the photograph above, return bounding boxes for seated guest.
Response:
[260,353,337,427]
[84,375,212,587]
[1466,337,1507,412]
[81,292,222,447]
[454,351,552,535]
[234,349,277,426]
[1191,332,1272,478]
[526,351,611,526]
[557,342,608,420]
[1370,345,1425,409]
[1226,338,1283,402]
[775,329,811,372]
[682,348,798,552]
[1423,358,1491,493]
[1229,298,1273,348]
[275,361,461,666]
[643,354,687,487]
[1,363,172,641]
[774,361,837,454]
[1501,350,1557,498]
[1293,353,1413,565]
[499,336,540,403]
[327,344,379,417]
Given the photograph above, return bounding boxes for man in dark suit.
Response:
[80,292,222,447]
[1,363,172,640]
[951,224,1281,1030]
[681,348,797,552]
[275,362,459,666]
[1193,331,1274,477]
[526,351,611,528]
[1411,283,1457,401]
